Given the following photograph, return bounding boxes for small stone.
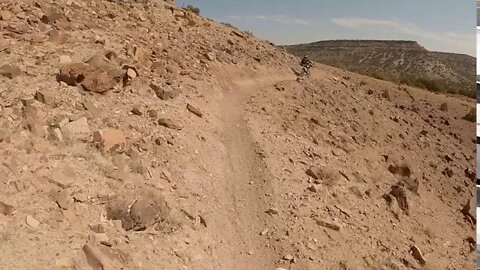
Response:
[381,90,390,99]
[187,103,203,117]
[307,185,317,193]
[26,215,40,228]
[260,228,268,235]
[147,109,158,118]
[402,257,420,269]
[83,101,102,118]
[58,117,70,128]
[20,98,35,107]
[316,219,341,231]
[199,215,207,227]
[410,245,426,265]
[150,83,180,100]
[155,138,165,145]
[442,167,453,178]
[54,190,70,210]
[131,106,142,116]
[126,68,137,79]
[53,128,63,142]
[41,12,65,24]
[90,224,106,233]
[59,55,72,64]
[93,129,127,153]
[204,52,215,61]
[390,185,409,215]
[307,242,317,251]
[0,201,14,216]
[461,197,476,223]
[1,11,13,21]
[83,244,123,269]
[35,90,57,106]
[90,233,109,245]
[247,250,254,255]
[61,117,91,138]
[73,192,88,203]
[49,165,77,189]
[48,30,70,44]
[55,257,75,268]
[0,64,22,79]
[158,118,183,130]
[439,102,448,111]
[305,167,322,180]
[283,254,294,261]
[265,208,278,215]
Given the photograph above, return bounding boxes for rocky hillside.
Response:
[0,1,475,270]
[283,40,475,97]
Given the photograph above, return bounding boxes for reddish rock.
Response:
[93,129,127,153]
[58,63,123,93]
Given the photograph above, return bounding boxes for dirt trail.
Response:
[215,77,290,270]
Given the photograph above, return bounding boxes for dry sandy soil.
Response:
[0,1,476,270]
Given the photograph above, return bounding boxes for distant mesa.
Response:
[283,40,475,98]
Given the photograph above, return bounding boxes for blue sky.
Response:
[178,0,476,56]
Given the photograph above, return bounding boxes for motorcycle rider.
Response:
[300,55,312,75]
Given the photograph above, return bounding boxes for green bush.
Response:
[185,5,200,15]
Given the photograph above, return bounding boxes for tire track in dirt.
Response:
[216,78,289,270]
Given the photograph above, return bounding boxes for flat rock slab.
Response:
[61,117,91,138]
[93,129,127,153]
[0,64,21,79]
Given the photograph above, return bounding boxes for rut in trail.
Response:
[216,79,283,270]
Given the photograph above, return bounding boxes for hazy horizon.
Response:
[179,0,475,57]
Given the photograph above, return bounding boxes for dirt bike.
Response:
[300,63,312,78]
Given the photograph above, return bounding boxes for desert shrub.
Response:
[370,71,399,82]
[184,5,200,15]
[221,22,237,29]
[458,89,476,98]
[419,79,444,92]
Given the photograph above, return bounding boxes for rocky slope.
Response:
[283,40,475,98]
[0,1,476,270]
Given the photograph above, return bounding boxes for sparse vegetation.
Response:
[221,22,237,29]
[284,40,475,98]
[184,4,200,15]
